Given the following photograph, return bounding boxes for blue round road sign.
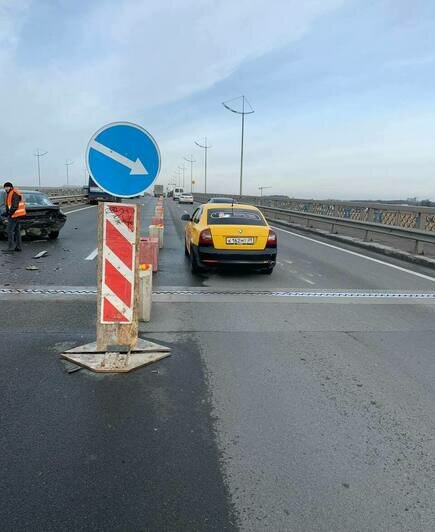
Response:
[86,122,161,198]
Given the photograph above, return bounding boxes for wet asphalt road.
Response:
[1,197,435,530]
[2,196,435,290]
[0,302,236,530]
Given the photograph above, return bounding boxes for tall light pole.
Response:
[184,155,196,193]
[34,149,48,189]
[177,165,185,189]
[222,95,254,197]
[65,160,74,186]
[258,186,272,197]
[195,137,212,194]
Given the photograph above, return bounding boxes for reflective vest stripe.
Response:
[7,188,26,218]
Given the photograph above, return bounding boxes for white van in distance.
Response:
[173,187,184,201]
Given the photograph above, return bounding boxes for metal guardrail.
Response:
[25,186,84,195]
[193,193,435,255]
[193,193,435,232]
[49,194,87,205]
[258,205,435,254]
[14,187,87,206]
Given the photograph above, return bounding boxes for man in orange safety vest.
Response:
[3,182,26,253]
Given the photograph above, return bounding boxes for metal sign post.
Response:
[62,122,170,372]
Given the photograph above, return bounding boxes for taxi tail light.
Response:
[266,229,277,248]
[199,228,214,246]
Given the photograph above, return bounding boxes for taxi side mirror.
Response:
[181,213,191,221]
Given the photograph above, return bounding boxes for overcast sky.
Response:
[1,0,435,199]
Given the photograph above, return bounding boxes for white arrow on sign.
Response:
[90,139,148,175]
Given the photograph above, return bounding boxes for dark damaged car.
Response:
[0,190,67,240]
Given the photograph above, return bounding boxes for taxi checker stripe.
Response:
[101,204,136,323]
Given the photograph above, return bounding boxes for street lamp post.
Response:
[184,155,196,193]
[34,149,48,189]
[222,95,254,197]
[177,165,185,189]
[195,137,212,194]
[65,160,74,186]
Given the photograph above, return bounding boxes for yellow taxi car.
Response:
[181,203,277,274]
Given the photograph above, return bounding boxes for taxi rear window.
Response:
[207,208,266,226]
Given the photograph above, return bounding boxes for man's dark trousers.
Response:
[7,217,22,251]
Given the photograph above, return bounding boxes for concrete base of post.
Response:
[139,266,152,322]
[61,338,170,373]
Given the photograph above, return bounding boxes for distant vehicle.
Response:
[207,197,236,204]
[181,203,277,274]
[0,190,67,240]
[179,193,194,205]
[153,184,164,197]
[87,176,120,204]
[173,187,184,201]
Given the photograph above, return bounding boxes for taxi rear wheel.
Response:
[190,248,202,274]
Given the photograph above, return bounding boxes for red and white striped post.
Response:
[62,200,170,372]
[97,202,139,351]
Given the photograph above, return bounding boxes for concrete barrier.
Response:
[149,224,164,249]
[138,265,152,322]
[151,216,164,226]
[139,237,159,272]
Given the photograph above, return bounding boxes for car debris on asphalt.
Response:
[33,251,48,259]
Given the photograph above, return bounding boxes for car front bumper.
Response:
[0,215,66,236]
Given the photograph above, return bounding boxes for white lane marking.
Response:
[85,248,98,261]
[288,269,316,286]
[67,205,96,214]
[280,258,315,284]
[271,225,435,283]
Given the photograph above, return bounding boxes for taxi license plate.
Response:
[226,237,254,245]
